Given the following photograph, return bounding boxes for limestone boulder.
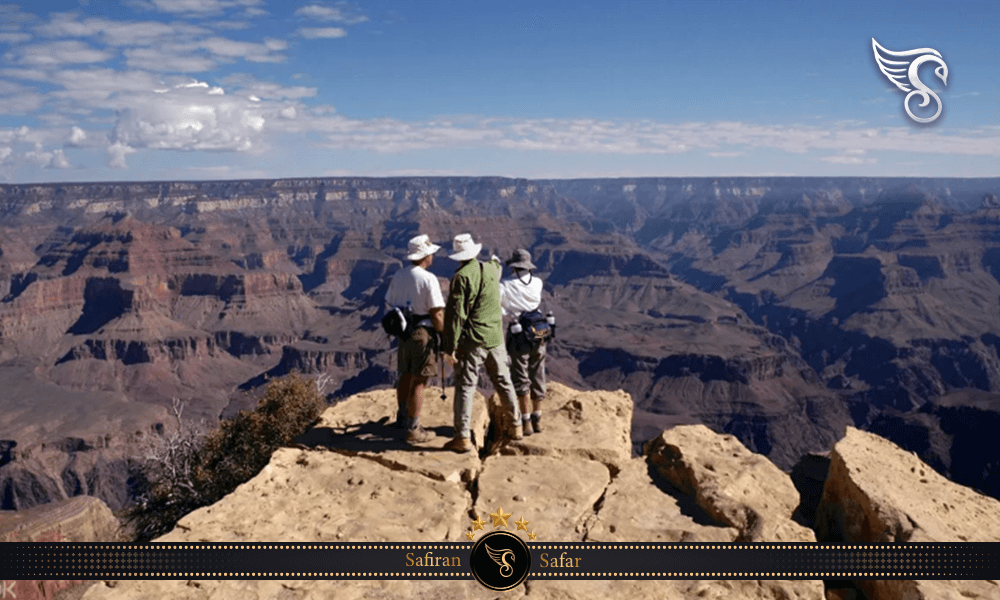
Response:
[489,382,633,467]
[582,458,737,543]
[645,425,814,543]
[474,454,610,541]
[158,447,469,543]
[815,426,1000,600]
[296,386,489,484]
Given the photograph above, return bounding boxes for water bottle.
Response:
[546,311,555,326]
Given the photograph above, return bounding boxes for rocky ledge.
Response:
[79,383,998,600]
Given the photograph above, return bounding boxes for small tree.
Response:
[122,398,208,541]
[122,374,325,541]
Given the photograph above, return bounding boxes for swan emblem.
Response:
[872,38,949,123]
[485,544,515,578]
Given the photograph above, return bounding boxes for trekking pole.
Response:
[439,351,447,400]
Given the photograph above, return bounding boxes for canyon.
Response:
[0,176,998,512]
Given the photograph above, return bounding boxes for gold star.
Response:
[489,506,511,528]
[465,531,475,541]
[514,516,529,531]
[528,531,537,541]
[471,516,486,531]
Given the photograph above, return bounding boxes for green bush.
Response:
[122,374,325,541]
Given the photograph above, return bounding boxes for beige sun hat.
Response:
[405,234,441,261]
[448,233,482,261]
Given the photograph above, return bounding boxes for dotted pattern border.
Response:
[5,542,996,580]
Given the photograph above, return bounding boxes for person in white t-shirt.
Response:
[499,248,547,436]
[384,234,446,444]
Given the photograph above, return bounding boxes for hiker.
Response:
[499,248,548,436]
[384,234,445,444]
[440,233,522,453]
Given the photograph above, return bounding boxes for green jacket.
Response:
[441,258,504,354]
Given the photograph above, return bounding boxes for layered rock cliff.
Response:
[76,383,999,600]
[1,176,1000,513]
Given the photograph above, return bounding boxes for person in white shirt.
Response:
[384,234,446,444]
[498,248,546,435]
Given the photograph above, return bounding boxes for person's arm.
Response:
[441,273,468,355]
[430,307,444,333]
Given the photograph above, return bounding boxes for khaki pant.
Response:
[453,338,520,439]
[510,341,546,400]
[398,327,437,377]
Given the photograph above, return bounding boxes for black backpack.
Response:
[519,310,553,345]
[508,310,553,354]
[381,305,414,339]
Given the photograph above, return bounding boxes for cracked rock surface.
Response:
[83,382,825,599]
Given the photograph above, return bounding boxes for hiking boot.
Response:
[530,414,542,433]
[511,422,523,441]
[522,418,533,436]
[406,427,434,444]
[444,436,474,453]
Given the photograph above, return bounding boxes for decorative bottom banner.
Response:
[5,542,999,582]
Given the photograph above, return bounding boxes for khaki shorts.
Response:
[398,327,438,377]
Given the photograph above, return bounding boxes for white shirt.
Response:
[385,264,445,318]
[499,270,543,317]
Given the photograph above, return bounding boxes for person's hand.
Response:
[442,353,457,367]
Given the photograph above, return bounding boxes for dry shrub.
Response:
[122,373,324,541]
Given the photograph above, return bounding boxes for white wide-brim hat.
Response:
[405,234,441,261]
[448,233,482,262]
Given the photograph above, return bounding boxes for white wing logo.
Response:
[872,38,948,123]
[485,544,514,578]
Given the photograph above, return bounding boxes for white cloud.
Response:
[67,126,88,146]
[124,47,218,72]
[0,91,46,114]
[4,40,114,67]
[48,149,73,169]
[294,3,369,24]
[107,141,137,168]
[106,80,270,154]
[707,151,745,158]
[0,32,32,43]
[0,4,38,29]
[37,14,211,46]
[263,113,1000,158]
[127,0,265,17]
[298,27,348,39]
[0,68,52,81]
[264,38,288,51]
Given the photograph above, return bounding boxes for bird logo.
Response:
[872,38,949,124]
[485,544,515,578]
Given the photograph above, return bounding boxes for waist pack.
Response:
[507,310,552,353]
[381,306,432,339]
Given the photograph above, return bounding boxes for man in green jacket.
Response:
[440,233,522,453]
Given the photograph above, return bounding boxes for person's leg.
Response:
[484,344,521,439]
[393,340,409,427]
[529,343,547,432]
[406,328,436,431]
[450,341,484,442]
[407,375,428,427]
[395,373,412,427]
[509,346,533,434]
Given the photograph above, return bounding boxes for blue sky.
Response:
[0,0,997,183]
